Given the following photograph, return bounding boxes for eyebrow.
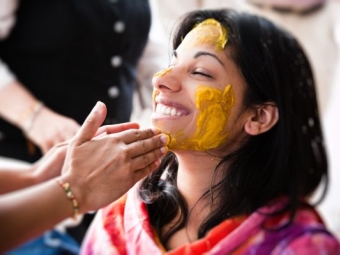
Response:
[194,51,225,67]
[172,50,225,68]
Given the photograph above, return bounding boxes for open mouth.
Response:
[155,103,189,117]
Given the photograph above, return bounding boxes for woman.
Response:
[82,9,340,254]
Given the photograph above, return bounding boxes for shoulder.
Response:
[87,185,147,239]
[81,194,130,255]
[271,205,340,254]
[102,194,128,220]
[277,230,340,255]
[249,199,340,254]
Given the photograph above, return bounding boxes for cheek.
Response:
[193,84,235,150]
[170,85,235,151]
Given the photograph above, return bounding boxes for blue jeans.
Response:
[6,229,80,255]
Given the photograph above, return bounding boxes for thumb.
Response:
[74,101,107,145]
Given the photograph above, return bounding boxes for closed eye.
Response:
[192,71,212,78]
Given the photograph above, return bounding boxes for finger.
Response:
[132,156,166,183]
[92,132,107,140]
[41,142,52,154]
[114,128,162,146]
[95,122,140,136]
[74,101,107,144]
[130,145,167,171]
[43,140,69,158]
[127,133,169,158]
[54,140,70,148]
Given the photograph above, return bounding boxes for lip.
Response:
[154,97,190,116]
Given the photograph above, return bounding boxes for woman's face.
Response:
[151,19,248,151]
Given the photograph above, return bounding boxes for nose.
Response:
[152,67,181,92]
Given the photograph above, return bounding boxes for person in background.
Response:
[0,101,169,253]
[0,0,151,162]
[82,9,340,254]
[247,0,326,14]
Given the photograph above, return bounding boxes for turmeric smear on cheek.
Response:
[170,84,234,150]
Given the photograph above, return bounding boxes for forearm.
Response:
[0,166,38,195]
[0,178,75,253]
[0,80,40,129]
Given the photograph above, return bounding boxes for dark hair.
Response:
[139,9,327,245]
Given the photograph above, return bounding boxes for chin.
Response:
[151,115,180,133]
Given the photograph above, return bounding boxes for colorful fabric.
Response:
[81,185,340,255]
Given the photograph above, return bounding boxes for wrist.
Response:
[56,178,81,220]
[19,101,44,133]
[31,164,51,185]
[28,165,42,185]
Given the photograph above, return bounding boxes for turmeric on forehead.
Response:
[188,18,228,52]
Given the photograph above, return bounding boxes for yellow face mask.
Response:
[168,84,235,150]
[153,19,235,151]
[181,18,228,52]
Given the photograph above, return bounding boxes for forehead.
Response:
[180,18,228,52]
[175,19,247,102]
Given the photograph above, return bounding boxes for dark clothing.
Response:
[0,0,151,162]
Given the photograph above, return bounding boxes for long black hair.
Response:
[138,9,327,245]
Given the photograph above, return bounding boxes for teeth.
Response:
[170,108,176,116]
[156,103,184,116]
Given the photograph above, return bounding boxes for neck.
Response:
[174,150,221,210]
[163,150,222,246]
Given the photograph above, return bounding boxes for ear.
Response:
[244,103,279,136]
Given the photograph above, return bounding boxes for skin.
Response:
[150,19,252,249]
[188,18,228,51]
[174,84,234,150]
[152,19,240,151]
[0,81,80,154]
[0,101,169,252]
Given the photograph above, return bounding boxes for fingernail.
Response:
[160,146,168,154]
[93,101,103,112]
[160,134,170,145]
[154,159,161,167]
[151,128,160,135]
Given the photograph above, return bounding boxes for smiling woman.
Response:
[151,19,245,151]
[81,9,340,255]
